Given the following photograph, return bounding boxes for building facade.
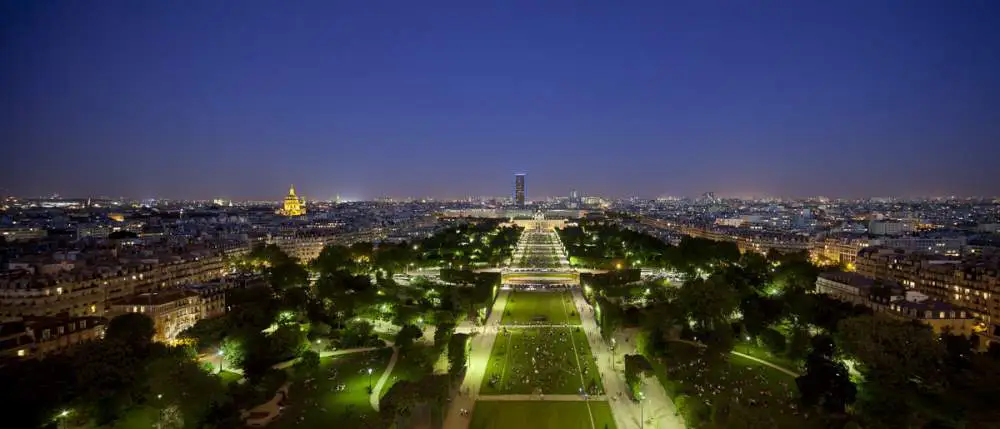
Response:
[856,247,1000,329]
[514,174,525,207]
[815,270,975,336]
[108,290,201,342]
[0,316,106,360]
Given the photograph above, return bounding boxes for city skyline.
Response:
[3,2,1000,199]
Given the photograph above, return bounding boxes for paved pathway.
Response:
[571,290,685,429]
[668,339,801,377]
[442,289,511,429]
[478,394,608,402]
[496,323,581,329]
[730,351,799,377]
[199,345,390,377]
[370,346,400,411]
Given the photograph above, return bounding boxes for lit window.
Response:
[17,349,25,357]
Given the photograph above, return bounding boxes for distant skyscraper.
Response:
[570,189,579,200]
[514,174,525,207]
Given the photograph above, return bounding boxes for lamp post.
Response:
[637,391,646,429]
[367,367,374,391]
[217,349,224,374]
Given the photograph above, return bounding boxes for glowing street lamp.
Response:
[367,367,374,391]
[217,349,224,374]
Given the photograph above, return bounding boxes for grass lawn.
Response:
[481,328,602,395]
[501,291,580,325]
[218,369,243,385]
[271,348,393,429]
[648,341,820,429]
[470,400,616,429]
[378,345,437,400]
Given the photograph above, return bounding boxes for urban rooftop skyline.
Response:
[2,2,1000,200]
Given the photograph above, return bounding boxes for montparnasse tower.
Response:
[279,185,306,216]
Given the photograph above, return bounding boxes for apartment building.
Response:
[0,249,231,321]
[856,247,1000,327]
[108,290,201,342]
[676,224,811,254]
[0,316,105,360]
[810,235,871,268]
[186,274,266,319]
[815,271,975,336]
[267,228,389,263]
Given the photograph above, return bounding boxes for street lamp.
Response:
[637,391,646,429]
[367,367,374,391]
[217,349,224,374]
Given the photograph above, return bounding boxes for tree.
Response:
[759,328,787,355]
[298,350,320,374]
[269,324,308,360]
[836,315,944,388]
[796,335,856,414]
[623,354,654,397]
[836,315,946,427]
[433,320,456,348]
[220,337,246,369]
[394,324,423,349]
[145,351,228,428]
[339,320,375,348]
[677,274,738,331]
[448,333,469,377]
[786,326,811,361]
[105,312,156,350]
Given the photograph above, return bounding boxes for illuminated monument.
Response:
[279,185,307,216]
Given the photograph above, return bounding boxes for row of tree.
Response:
[583,223,1000,429]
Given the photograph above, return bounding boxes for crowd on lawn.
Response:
[487,328,599,395]
[665,347,814,422]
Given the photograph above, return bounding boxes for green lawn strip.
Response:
[646,342,819,429]
[271,348,393,429]
[571,329,603,395]
[470,401,616,429]
[502,291,581,325]
[218,370,243,385]
[481,328,591,394]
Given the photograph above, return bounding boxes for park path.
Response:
[668,339,801,377]
[442,289,511,429]
[571,290,685,429]
[730,351,800,377]
[369,346,400,411]
[199,345,390,376]
[478,394,608,402]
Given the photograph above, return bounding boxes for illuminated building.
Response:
[279,185,307,216]
[108,290,201,342]
[514,174,525,207]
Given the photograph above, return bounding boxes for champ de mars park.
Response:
[20,212,987,429]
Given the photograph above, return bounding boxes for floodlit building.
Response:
[107,289,201,342]
[279,185,307,217]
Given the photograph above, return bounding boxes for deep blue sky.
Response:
[2,1,999,200]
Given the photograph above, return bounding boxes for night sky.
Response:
[2,1,999,200]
